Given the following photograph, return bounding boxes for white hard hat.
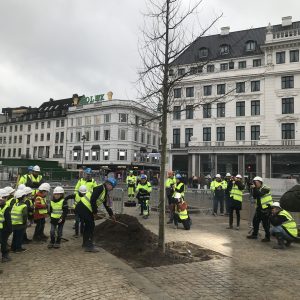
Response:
[0,189,10,198]
[253,176,263,182]
[33,165,41,172]
[14,189,26,199]
[215,174,221,178]
[236,174,242,179]
[38,183,51,192]
[226,173,231,177]
[4,186,15,194]
[78,185,87,194]
[18,184,26,190]
[53,186,64,194]
[23,187,33,195]
[173,192,182,199]
[271,201,280,208]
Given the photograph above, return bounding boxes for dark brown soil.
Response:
[94,214,225,268]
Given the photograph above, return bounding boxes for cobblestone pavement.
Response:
[124,207,300,300]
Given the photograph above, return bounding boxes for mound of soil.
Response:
[94,214,225,268]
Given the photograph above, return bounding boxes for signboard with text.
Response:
[79,94,105,105]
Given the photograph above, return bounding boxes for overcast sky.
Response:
[0,0,300,108]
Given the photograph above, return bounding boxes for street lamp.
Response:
[81,134,86,166]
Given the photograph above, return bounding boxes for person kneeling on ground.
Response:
[75,178,117,252]
[0,189,12,262]
[270,201,298,250]
[48,186,68,249]
[173,193,191,230]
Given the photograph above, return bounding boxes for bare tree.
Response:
[138,0,222,253]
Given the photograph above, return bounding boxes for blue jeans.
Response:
[50,223,64,244]
[271,226,294,242]
[213,195,224,214]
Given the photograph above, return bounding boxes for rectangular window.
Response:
[251,100,260,116]
[118,129,126,140]
[185,128,193,146]
[85,116,91,125]
[104,114,111,123]
[276,51,286,64]
[61,120,65,127]
[186,87,194,97]
[13,148,16,157]
[253,59,261,67]
[251,80,260,92]
[14,125,18,132]
[70,132,73,142]
[173,128,180,146]
[236,126,245,141]
[281,76,294,89]
[47,133,50,141]
[84,150,89,161]
[203,127,211,141]
[94,115,101,125]
[217,84,226,95]
[236,82,245,93]
[238,61,246,69]
[251,125,260,140]
[26,135,30,145]
[56,120,60,127]
[19,135,22,143]
[134,131,138,142]
[103,149,109,160]
[104,129,110,140]
[186,105,194,119]
[217,103,225,117]
[147,133,151,145]
[282,123,295,139]
[203,104,211,118]
[76,132,81,142]
[47,121,51,128]
[94,130,100,141]
[35,134,38,142]
[173,106,181,120]
[84,131,90,142]
[20,124,23,131]
[190,67,197,75]
[60,132,64,143]
[9,137,12,144]
[174,88,182,98]
[18,148,21,157]
[55,132,59,143]
[41,122,44,129]
[236,101,245,116]
[119,113,128,123]
[220,63,228,71]
[216,127,225,141]
[117,149,127,161]
[290,50,299,62]
[14,136,17,144]
[35,122,39,129]
[282,98,294,114]
[141,132,145,143]
[76,117,82,126]
[40,134,44,142]
[203,85,212,96]
[59,146,63,155]
[178,68,185,76]
[152,135,156,145]
[91,150,100,161]
[207,65,214,73]
[229,61,234,69]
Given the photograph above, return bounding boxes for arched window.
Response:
[199,47,208,58]
[220,44,230,55]
[246,40,256,51]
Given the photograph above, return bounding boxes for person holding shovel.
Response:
[75,178,117,252]
[136,174,152,219]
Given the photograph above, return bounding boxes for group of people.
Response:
[0,166,118,263]
[210,174,298,249]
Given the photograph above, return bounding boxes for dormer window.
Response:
[246,40,256,52]
[199,47,208,58]
[220,44,230,55]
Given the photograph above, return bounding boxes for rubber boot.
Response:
[273,237,285,250]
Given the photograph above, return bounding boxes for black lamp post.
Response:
[81,134,86,166]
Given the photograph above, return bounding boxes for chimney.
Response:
[220,26,230,36]
[282,16,292,27]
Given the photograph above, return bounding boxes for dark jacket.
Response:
[49,196,68,225]
[0,203,12,233]
[252,185,270,209]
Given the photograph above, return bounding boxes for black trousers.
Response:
[78,211,95,248]
[0,230,11,257]
[174,214,191,230]
[252,208,270,238]
[11,228,25,251]
[34,218,46,238]
[229,207,241,227]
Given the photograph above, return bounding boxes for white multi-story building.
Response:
[0,93,160,174]
[168,16,300,179]
[66,96,160,173]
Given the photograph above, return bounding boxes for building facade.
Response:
[168,16,300,179]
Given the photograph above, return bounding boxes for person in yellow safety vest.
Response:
[210,174,228,216]
[136,174,152,219]
[270,202,298,249]
[25,165,44,195]
[17,166,33,187]
[33,183,50,242]
[227,174,245,230]
[4,186,16,208]
[76,178,117,252]
[166,171,176,224]
[10,189,28,253]
[75,168,97,194]
[0,189,12,262]
[247,176,273,242]
[48,186,68,249]
[126,170,137,202]
[22,187,34,244]
[173,193,191,230]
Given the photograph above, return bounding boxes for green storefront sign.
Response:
[79,94,105,105]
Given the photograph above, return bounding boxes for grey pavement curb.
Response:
[97,247,173,300]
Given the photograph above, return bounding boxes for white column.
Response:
[261,153,266,178]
